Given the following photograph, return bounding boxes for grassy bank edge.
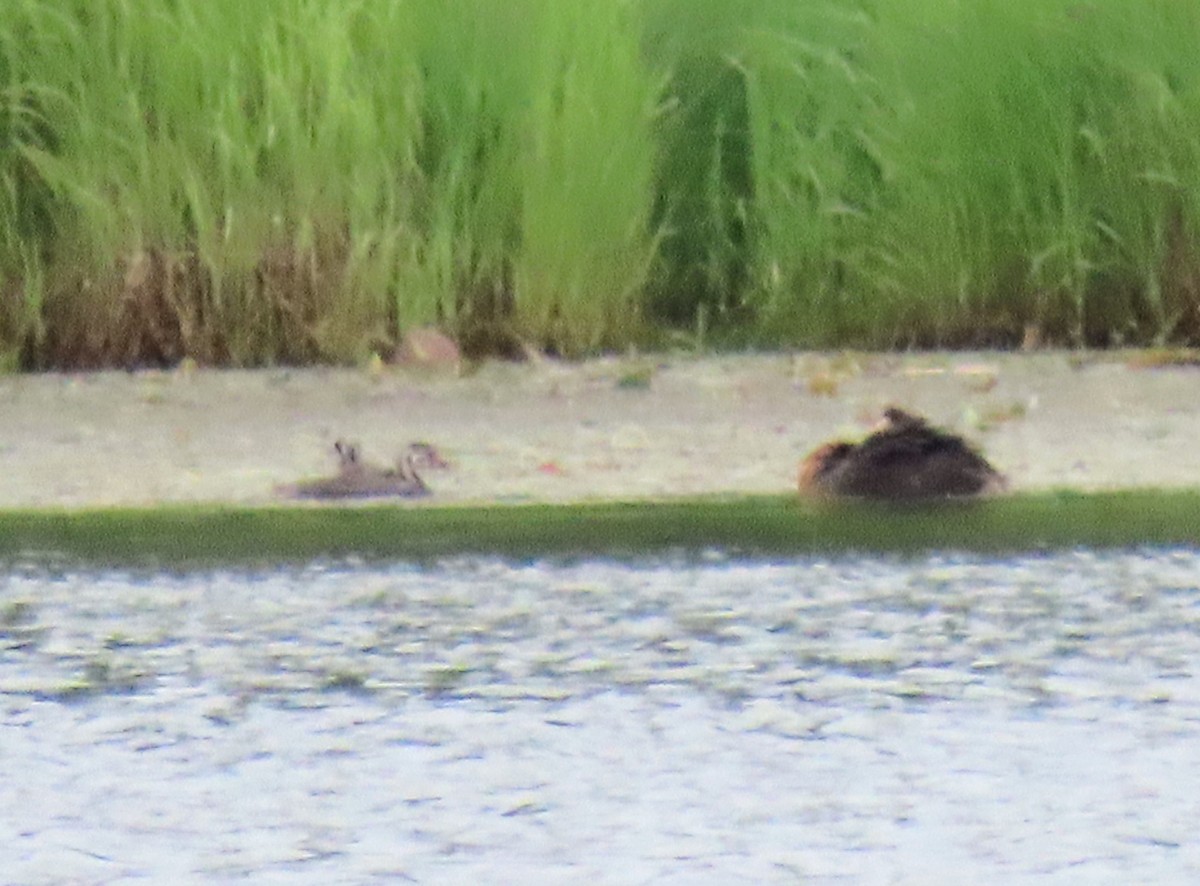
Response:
[2,489,1197,568]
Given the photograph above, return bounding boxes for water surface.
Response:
[2,550,1199,884]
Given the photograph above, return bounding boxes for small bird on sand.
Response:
[799,408,1006,501]
[279,441,448,500]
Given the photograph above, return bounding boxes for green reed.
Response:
[1,0,1200,367]
[0,0,660,365]
[858,0,1200,347]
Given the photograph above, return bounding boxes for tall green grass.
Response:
[0,0,660,365]
[861,0,1200,346]
[668,0,1200,347]
[1,0,1199,367]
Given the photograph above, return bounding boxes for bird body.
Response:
[799,409,1005,501]
[280,441,442,500]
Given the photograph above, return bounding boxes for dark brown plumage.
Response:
[799,408,1006,501]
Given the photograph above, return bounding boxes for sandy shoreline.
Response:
[2,352,1198,509]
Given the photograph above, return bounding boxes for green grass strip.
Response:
[1,490,1198,568]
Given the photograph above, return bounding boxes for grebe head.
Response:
[406,441,450,470]
[878,407,927,432]
[798,441,855,493]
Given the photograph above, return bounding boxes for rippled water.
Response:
[2,549,1200,884]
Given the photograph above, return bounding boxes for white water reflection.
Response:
[2,551,1199,883]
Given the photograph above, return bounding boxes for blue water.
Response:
[2,550,1199,884]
